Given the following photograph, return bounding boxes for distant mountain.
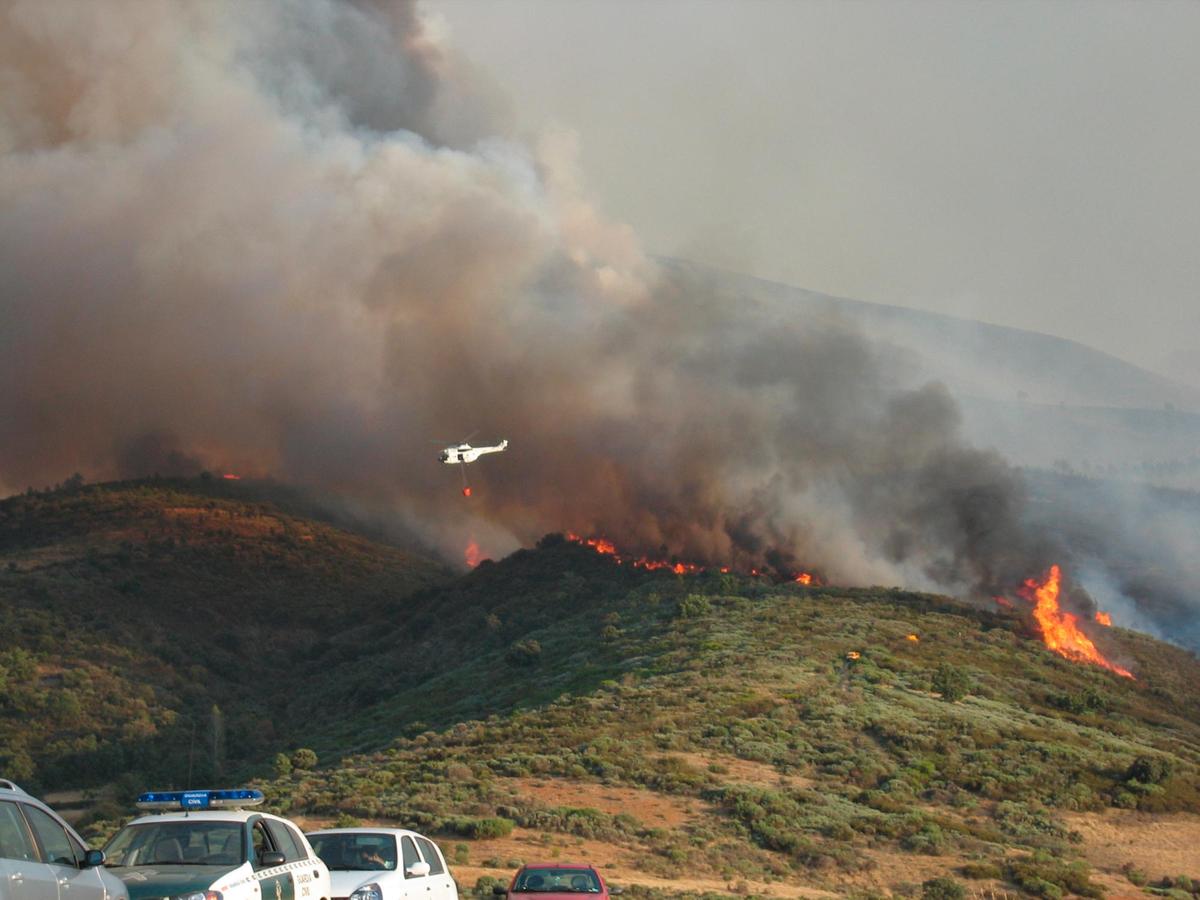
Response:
[667,260,1200,482]
[671,259,1200,411]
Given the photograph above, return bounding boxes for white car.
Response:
[103,790,330,900]
[0,779,129,900]
[305,829,456,900]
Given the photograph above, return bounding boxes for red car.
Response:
[493,863,622,898]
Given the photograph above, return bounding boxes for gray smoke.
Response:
[0,0,1131,613]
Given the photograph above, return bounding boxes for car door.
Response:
[250,819,294,900]
[21,804,106,900]
[0,800,58,900]
[413,838,454,900]
[270,822,327,900]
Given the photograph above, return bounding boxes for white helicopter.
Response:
[436,432,508,496]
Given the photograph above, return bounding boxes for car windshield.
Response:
[104,822,244,867]
[514,868,600,893]
[307,834,397,871]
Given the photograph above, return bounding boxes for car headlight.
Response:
[171,892,222,900]
[350,884,382,900]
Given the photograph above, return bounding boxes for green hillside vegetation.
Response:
[6,483,1200,896]
[254,540,1198,897]
[0,479,449,790]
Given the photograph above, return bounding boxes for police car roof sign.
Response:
[136,789,265,810]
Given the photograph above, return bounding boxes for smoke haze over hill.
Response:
[2,0,1196,648]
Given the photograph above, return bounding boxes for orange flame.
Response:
[465,540,482,568]
[1095,611,1113,627]
[905,633,919,642]
[1018,565,1133,679]
[222,473,240,480]
[462,486,472,497]
[562,534,821,583]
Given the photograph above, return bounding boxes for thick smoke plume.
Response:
[0,0,1114,606]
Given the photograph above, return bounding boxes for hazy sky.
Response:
[429,0,1200,384]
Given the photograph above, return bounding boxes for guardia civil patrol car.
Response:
[102,790,330,900]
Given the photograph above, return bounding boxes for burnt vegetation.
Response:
[3,479,1200,896]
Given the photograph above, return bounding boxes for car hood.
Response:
[109,865,239,900]
[328,870,396,896]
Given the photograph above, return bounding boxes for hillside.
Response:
[6,484,1200,897]
[254,539,1200,898]
[0,478,449,790]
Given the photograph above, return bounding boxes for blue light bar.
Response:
[136,789,265,811]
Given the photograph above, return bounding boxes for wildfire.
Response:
[905,633,920,642]
[462,486,472,497]
[222,473,240,480]
[465,540,482,568]
[1017,565,1133,679]
[1095,611,1113,627]
[564,533,817,582]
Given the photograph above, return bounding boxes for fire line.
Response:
[1017,565,1133,679]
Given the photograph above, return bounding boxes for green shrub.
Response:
[473,876,502,897]
[921,877,965,900]
[1006,857,1103,898]
[465,817,515,839]
[677,595,712,619]
[505,640,542,667]
[959,861,1002,880]
[1126,754,1172,785]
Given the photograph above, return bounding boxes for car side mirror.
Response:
[260,850,286,868]
[492,888,507,896]
[406,861,430,878]
[82,849,105,868]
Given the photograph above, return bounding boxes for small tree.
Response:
[272,752,293,778]
[932,663,971,702]
[291,748,318,770]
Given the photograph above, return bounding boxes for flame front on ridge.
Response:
[565,533,817,583]
[1017,565,1133,679]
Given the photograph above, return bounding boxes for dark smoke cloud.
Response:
[0,0,1125,613]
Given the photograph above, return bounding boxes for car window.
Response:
[104,821,243,866]
[22,805,80,867]
[414,837,444,876]
[308,833,395,871]
[263,821,303,863]
[0,801,38,862]
[400,836,422,878]
[284,825,310,861]
[514,867,601,893]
